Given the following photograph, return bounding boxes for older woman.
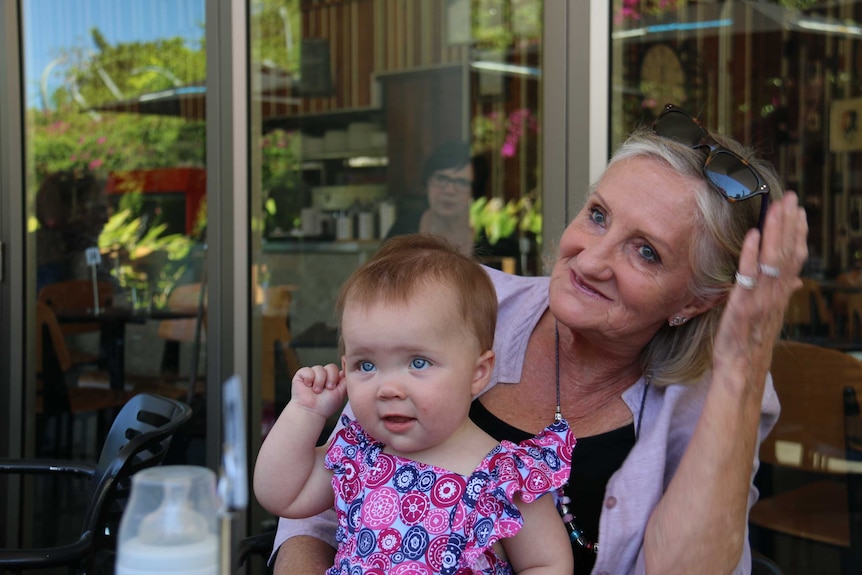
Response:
[270,105,806,574]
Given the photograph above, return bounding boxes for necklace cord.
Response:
[552,320,650,554]
[555,321,562,421]
[554,320,597,553]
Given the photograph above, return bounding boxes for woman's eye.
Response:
[638,244,660,263]
[410,358,430,369]
[359,361,376,372]
[588,207,606,226]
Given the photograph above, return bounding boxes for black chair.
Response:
[0,392,193,574]
[752,549,784,575]
[237,529,276,571]
[844,387,862,575]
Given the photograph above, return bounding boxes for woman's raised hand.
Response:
[713,192,808,384]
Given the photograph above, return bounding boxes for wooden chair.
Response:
[845,293,862,341]
[38,279,115,367]
[784,277,834,339]
[832,273,856,336]
[35,301,127,457]
[260,285,300,406]
[750,340,862,573]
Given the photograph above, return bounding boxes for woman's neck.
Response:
[423,210,469,231]
[420,210,473,255]
[539,311,643,420]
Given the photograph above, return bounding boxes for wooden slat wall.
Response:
[298,0,467,113]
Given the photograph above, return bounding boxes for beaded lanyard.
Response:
[553,321,651,555]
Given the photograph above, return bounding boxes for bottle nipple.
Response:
[138,480,209,545]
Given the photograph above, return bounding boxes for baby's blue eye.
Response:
[410,358,430,369]
[359,361,376,372]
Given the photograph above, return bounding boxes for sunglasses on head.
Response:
[652,104,770,230]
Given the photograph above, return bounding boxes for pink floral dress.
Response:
[323,416,575,575]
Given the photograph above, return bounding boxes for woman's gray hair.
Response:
[604,126,784,387]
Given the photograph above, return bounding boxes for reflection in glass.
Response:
[611,1,862,572]
[248,0,545,536]
[23,0,207,549]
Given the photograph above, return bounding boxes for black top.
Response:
[469,399,636,574]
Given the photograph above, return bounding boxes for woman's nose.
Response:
[577,237,615,281]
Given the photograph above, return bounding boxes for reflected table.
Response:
[56,306,198,391]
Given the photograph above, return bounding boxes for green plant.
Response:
[470,192,542,246]
[98,208,194,308]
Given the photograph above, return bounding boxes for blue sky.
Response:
[23,0,205,108]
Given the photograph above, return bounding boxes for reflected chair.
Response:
[35,301,126,456]
[784,277,834,339]
[125,282,207,402]
[259,285,300,405]
[155,282,207,399]
[38,279,115,368]
[0,392,192,574]
[126,282,207,465]
[749,340,862,574]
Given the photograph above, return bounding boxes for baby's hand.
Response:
[290,363,346,418]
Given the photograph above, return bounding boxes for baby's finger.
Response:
[307,364,332,393]
[322,363,341,388]
[293,366,317,387]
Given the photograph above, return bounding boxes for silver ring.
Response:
[759,264,780,278]
[735,272,757,290]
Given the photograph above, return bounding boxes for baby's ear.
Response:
[471,350,496,396]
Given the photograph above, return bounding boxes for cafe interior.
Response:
[2,0,862,573]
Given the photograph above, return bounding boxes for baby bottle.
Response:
[116,466,219,575]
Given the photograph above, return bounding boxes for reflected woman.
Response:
[385,140,485,257]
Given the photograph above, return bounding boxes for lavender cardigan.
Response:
[272,267,780,574]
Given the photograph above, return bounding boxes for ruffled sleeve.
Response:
[324,415,375,474]
[460,418,575,569]
[490,417,575,503]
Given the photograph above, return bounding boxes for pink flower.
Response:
[97,136,107,144]
[501,140,516,158]
[89,159,104,170]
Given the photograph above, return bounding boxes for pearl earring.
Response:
[669,316,688,327]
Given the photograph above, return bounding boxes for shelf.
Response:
[301,148,387,161]
[263,107,384,134]
[262,239,381,254]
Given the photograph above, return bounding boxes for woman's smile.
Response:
[570,268,610,301]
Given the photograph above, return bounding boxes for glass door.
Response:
[15,0,209,551]
[247,0,547,537]
[610,1,862,572]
